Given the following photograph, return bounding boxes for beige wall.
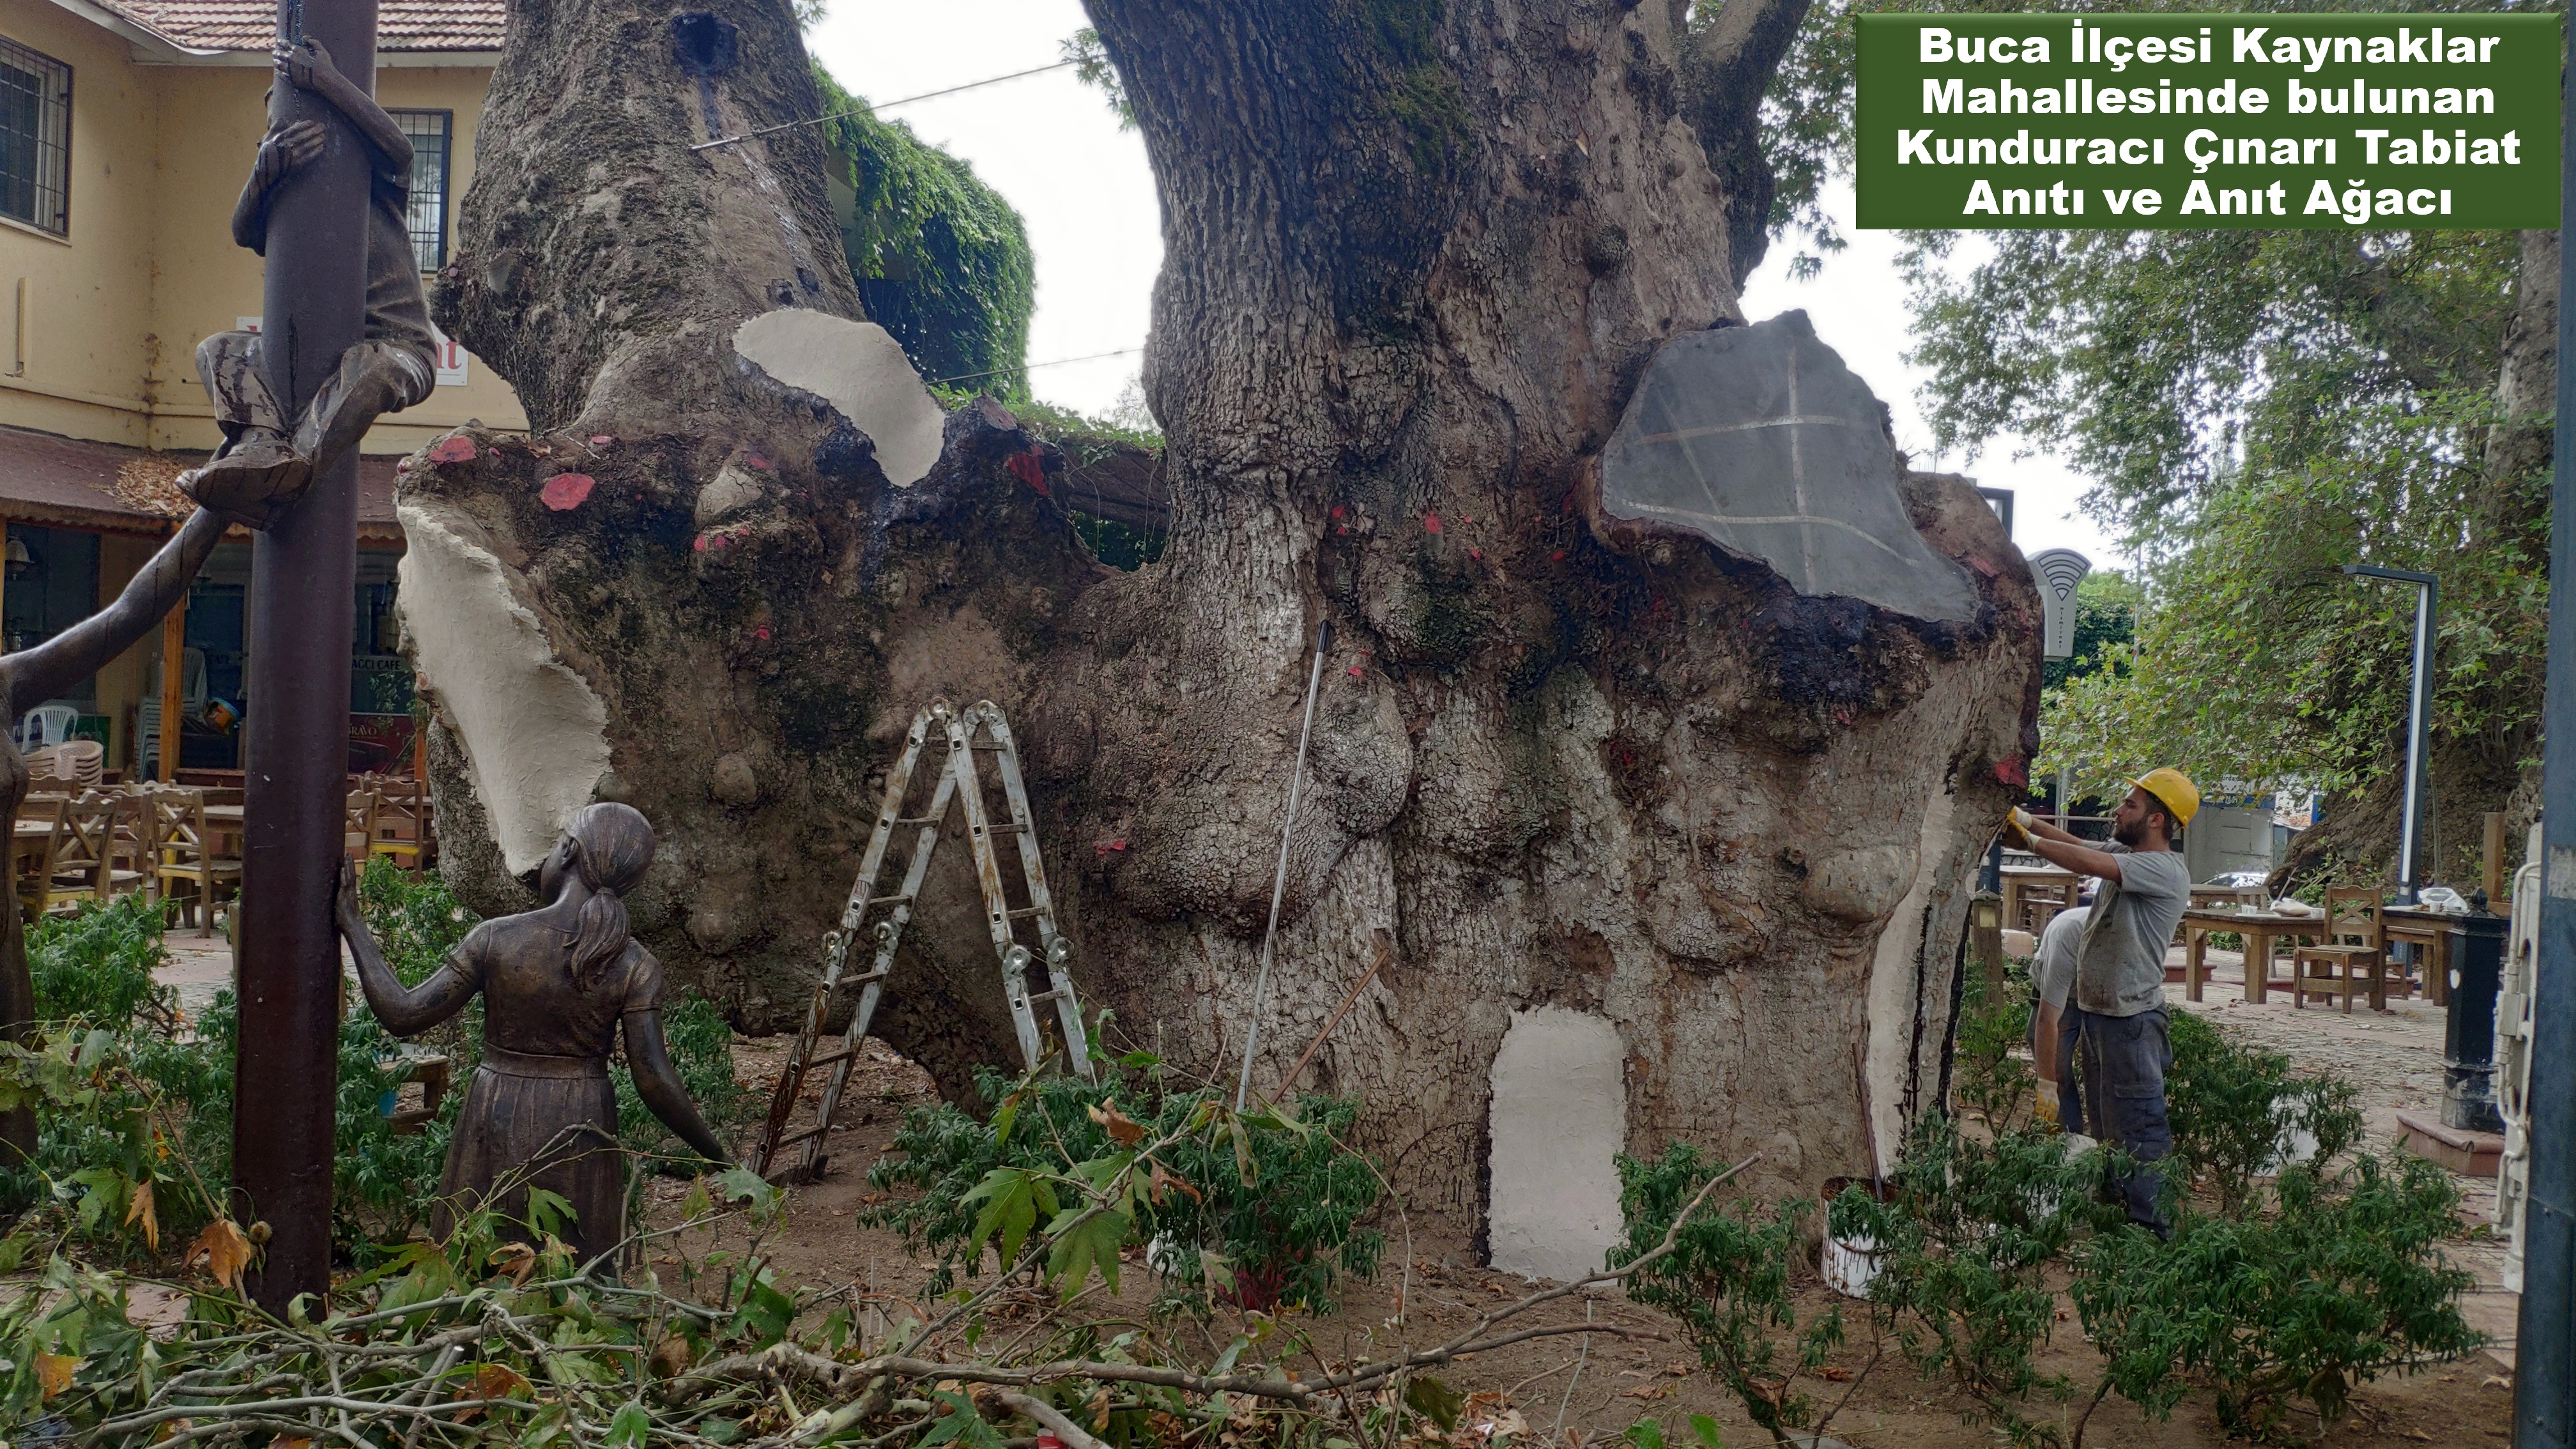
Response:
[0,5,527,457]
[0,3,162,445]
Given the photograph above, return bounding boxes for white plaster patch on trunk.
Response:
[1488,1006,1627,1282]
[731,309,944,487]
[397,502,612,875]
[1863,788,1954,1172]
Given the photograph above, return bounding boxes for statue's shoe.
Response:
[181,438,314,530]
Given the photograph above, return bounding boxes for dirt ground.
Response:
[659,979,2518,1449]
[142,935,2518,1445]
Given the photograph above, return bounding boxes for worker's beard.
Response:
[2113,817,2150,848]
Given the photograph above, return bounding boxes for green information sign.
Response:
[1854,13,2559,229]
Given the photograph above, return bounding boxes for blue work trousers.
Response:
[2067,1004,2173,1234]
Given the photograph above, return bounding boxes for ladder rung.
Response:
[1027,988,1070,1004]
[1007,906,1045,919]
[771,1123,833,1149]
[895,815,939,825]
[868,893,914,907]
[799,1049,854,1073]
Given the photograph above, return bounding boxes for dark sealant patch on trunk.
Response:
[671,13,739,139]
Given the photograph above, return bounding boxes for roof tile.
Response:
[100,0,501,52]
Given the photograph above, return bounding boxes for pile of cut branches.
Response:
[3,1080,1735,1448]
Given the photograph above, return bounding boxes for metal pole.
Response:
[2342,564,2439,901]
[231,0,376,1314]
[2513,29,2576,1444]
[1235,620,1330,1112]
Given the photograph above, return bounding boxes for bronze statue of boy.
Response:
[338,804,733,1264]
[181,37,440,528]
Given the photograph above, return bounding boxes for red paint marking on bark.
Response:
[1330,504,1345,519]
[541,473,595,510]
[744,452,773,470]
[588,435,615,446]
[1964,554,2000,578]
[1423,512,1443,534]
[693,535,709,553]
[428,436,477,465]
[1347,666,1365,677]
[1006,450,1050,495]
[394,457,411,473]
[1551,550,1566,562]
[1995,757,2028,787]
[1468,547,1483,561]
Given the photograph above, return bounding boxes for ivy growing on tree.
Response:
[811,65,1036,398]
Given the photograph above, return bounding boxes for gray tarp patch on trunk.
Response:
[1601,310,1979,623]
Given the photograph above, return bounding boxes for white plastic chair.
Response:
[17,703,78,753]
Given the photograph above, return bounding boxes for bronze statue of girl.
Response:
[338,802,732,1263]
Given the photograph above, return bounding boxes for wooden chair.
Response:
[369,778,429,875]
[21,793,140,917]
[2292,887,2393,1011]
[151,790,240,938]
[2017,880,2073,933]
[345,788,380,863]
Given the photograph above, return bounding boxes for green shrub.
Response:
[2073,1153,2481,1443]
[26,894,171,1031]
[1615,1143,1857,1448]
[1839,1115,2130,1445]
[866,1064,1381,1315]
[2166,1010,2364,1215]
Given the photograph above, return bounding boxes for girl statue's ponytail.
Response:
[557,802,657,990]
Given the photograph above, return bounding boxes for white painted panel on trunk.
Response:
[1489,1006,1626,1282]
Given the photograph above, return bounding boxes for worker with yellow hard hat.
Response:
[2005,768,2198,1237]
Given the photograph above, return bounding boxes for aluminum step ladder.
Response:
[752,698,1092,1183]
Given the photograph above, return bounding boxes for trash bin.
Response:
[2445,900,2509,1134]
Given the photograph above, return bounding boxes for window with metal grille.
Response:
[392,109,452,273]
[0,38,70,236]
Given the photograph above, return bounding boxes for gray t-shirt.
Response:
[2034,905,2090,1012]
[2073,844,2191,1017]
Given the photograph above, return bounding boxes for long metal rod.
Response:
[2513,31,2576,1443]
[232,0,375,1312]
[2343,564,2439,900]
[691,59,1079,150]
[1236,620,1330,1112]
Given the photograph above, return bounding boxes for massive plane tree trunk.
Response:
[411,0,2040,1233]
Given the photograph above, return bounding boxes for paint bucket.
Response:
[1818,1176,1894,1300]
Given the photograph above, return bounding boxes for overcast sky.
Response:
[809,0,2127,570]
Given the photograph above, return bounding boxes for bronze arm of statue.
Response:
[0,506,229,1162]
[334,804,732,1260]
[8,509,226,714]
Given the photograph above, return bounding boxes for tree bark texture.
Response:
[415,0,2041,1224]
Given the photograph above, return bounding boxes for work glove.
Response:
[2034,1089,2061,1131]
[2005,806,2035,843]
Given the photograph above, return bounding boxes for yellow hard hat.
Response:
[2126,768,2200,828]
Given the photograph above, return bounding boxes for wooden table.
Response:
[2181,907,2324,1003]
[2001,865,2080,933]
[2379,905,2455,1008]
[201,803,243,857]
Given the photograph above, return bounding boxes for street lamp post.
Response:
[2341,564,2438,902]
[2514,29,2576,1445]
